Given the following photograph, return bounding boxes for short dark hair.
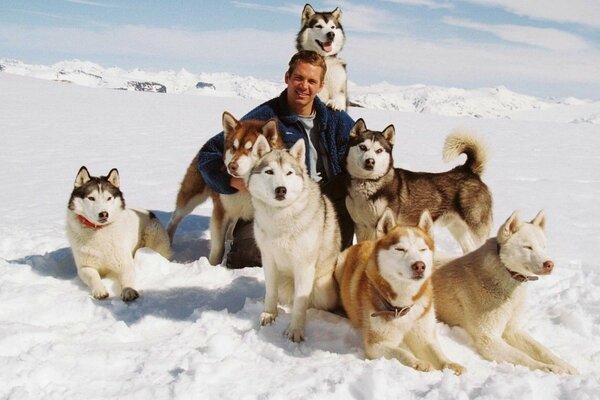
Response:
[286,50,327,82]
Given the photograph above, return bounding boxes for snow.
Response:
[1,68,600,400]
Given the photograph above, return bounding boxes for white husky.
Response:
[246,137,341,342]
[66,166,171,301]
[432,210,577,374]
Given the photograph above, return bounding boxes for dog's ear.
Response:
[382,124,395,145]
[222,111,239,139]
[349,119,367,139]
[418,210,434,238]
[531,209,546,231]
[302,4,315,24]
[252,134,271,158]
[376,208,396,238]
[262,118,280,147]
[74,166,91,188]
[332,7,342,21]
[106,168,120,188]
[497,210,522,244]
[289,139,306,163]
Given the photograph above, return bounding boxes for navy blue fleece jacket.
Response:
[197,90,355,194]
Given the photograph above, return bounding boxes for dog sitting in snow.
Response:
[66,166,171,301]
[432,210,577,374]
[335,208,465,374]
[296,3,348,111]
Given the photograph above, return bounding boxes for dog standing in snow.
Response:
[66,166,171,301]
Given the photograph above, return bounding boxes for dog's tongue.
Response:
[323,41,333,52]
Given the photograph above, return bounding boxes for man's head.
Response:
[285,50,326,116]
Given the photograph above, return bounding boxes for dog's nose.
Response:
[98,211,108,220]
[412,261,426,278]
[327,31,335,40]
[275,186,287,200]
[364,158,375,170]
[542,260,554,273]
[228,161,238,173]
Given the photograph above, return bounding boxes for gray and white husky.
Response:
[246,137,341,342]
[345,119,493,253]
[296,3,347,111]
[66,166,171,301]
[432,210,577,374]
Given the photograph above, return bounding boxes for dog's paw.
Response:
[285,327,305,343]
[121,287,139,302]
[542,363,577,375]
[443,362,466,376]
[92,289,109,300]
[260,311,277,326]
[326,99,347,111]
[412,359,433,372]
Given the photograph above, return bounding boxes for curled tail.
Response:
[443,130,488,176]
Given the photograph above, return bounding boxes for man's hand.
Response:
[230,177,247,192]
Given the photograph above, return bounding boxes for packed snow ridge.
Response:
[2,58,599,122]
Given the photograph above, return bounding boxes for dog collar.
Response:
[77,215,104,229]
[370,288,413,319]
[505,268,539,283]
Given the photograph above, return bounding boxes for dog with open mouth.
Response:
[296,3,348,111]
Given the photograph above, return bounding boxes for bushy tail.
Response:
[443,130,488,176]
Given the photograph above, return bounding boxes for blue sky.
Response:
[1,0,599,99]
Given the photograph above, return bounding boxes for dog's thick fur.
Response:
[335,208,464,374]
[246,137,341,342]
[345,119,493,253]
[296,3,348,111]
[432,210,577,374]
[66,166,171,301]
[166,112,283,265]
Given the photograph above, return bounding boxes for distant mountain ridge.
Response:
[1,58,598,123]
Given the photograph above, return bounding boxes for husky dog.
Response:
[66,167,172,301]
[246,137,341,342]
[296,3,347,111]
[335,208,465,374]
[345,119,493,253]
[432,210,577,374]
[166,112,283,265]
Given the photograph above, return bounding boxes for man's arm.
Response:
[197,131,238,194]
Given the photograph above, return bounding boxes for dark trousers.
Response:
[226,173,354,269]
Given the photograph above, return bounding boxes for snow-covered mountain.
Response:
[2,58,599,123]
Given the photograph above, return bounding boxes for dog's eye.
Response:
[265,170,274,175]
[286,171,293,176]
[419,248,428,252]
[87,196,95,201]
[524,245,533,250]
[359,145,367,151]
[106,196,112,201]
[375,149,383,154]
[315,24,323,28]
[395,247,406,253]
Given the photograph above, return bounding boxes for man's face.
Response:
[285,61,324,115]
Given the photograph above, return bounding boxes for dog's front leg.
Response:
[119,260,139,302]
[503,328,577,374]
[208,209,229,266]
[260,252,278,326]
[366,337,431,372]
[78,266,108,300]
[286,262,316,342]
[405,314,465,375]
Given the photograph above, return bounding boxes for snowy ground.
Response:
[1,72,599,399]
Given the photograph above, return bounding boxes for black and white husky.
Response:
[296,3,347,111]
[245,137,341,342]
[65,166,171,301]
[345,119,493,253]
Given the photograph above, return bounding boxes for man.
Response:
[198,50,354,268]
